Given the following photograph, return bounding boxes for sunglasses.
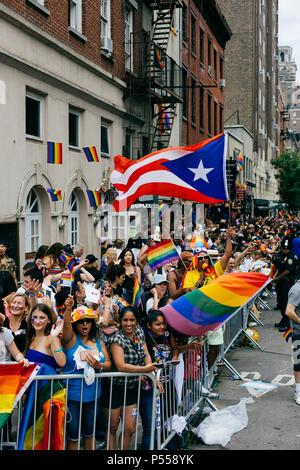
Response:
[76,318,93,325]
[198,256,210,261]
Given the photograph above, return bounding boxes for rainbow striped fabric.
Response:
[18,364,66,450]
[233,148,243,172]
[283,327,292,342]
[132,276,142,308]
[159,203,169,219]
[146,238,180,270]
[47,188,62,202]
[59,252,76,273]
[153,42,164,69]
[47,141,62,164]
[158,104,171,133]
[83,146,99,162]
[86,190,101,208]
[160,272,270,337]
[0,364,40,430]
[115,295,129,309]
[190,235,209,250]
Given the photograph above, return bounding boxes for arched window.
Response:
[25,189,42,253]
[68,191,80,247]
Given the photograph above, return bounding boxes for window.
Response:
[182,5,187,43]
[26,93,41,138]
[68,191,80,247]
[25,189,41,253]
[125,129,132,158]
[125,7,133,71]
[207,37,212,71]
[219,105,223,133]
[101,121,110,156]
[214,49,217,81]
[199,85,204,130]
[214,101,218,135]
[69,109,80,147]
[182,68,188,119]
[69,0,82,34]
[191,76,196,123]
[199,28,204,64]
[191,13,196,54]
[219,55,223,80]
[101,0,111,39]
[207,93,212,135]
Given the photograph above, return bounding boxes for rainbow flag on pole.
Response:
[47,141,63,164]
[59,252,76,273]
[115,296,130,309]
[47,188,62,202]
[86,190,101,208]
[146,238,180,270]
[0,363,40,430]
[132,276,142,308]
[83,146,99,162]
[160,272,270,337]
[18,364,66,450]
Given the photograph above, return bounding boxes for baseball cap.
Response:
[151,273,169,286]
[85,254,98,263]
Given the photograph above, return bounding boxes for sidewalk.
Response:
[186,298,299,450]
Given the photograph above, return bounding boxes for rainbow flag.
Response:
[47,188,62,202]
[86,190,101,208]
[115,295,129,309]
[146,238,180,270]
[190,235,209,250]
[0,364,40,430]
[288,214,293,221]
[160,272,270,337]
[279,210,284,217]
[60,271,74,289]
[59,252,76,273]
[158,104,171,133]
[47,141,62,164]
[233,148,243,172]
[153,42,164,69]
[159,203,169,219]
[83,146,99,162]
[132,276,142,308]
[283,327,292,343]
[18,364,66,450]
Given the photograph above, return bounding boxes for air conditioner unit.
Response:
[101,36,113,54]
[220,79,226,88]
[266,72,270,79]
[208,65,212,75]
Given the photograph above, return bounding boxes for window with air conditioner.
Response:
[101,0,113,53]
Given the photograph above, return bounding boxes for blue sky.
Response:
[279,0,300,81]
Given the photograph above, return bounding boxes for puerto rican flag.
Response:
[110,133,229,212]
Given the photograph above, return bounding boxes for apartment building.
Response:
[218,0,280,215]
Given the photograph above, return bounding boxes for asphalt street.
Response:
[186,296,300,451]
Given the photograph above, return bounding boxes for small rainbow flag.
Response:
[132,276,142,308]
[47,141,62,164]
[279,210,284,217]
[83,146,99,162]
[60,271,74,289]
[288,214,293,221]
[86,190,101,208]
[59,252,76,273]
[0,363,40,430]
[233,148,243,172]
[158,104,171,133]
[171,28,179,37]
[47,189,62,202]
[146,238,180,270]
[115,296,129,309]
[153,42,164,69]
[161,272,270,337]
[283,327,292,342]
[159,203,169,219]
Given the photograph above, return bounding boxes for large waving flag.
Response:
[132,276,142,308]
[160,272,270,337]
[110,133,228,211]
[0,363,40,430]
[18,364,66,450]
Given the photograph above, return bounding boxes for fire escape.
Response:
[148,0,183,152]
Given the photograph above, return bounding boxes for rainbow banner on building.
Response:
[153,42,165,69]
[86,190,101,208]
[47,141,63,164]
[18,364,66,450]
[83,146,99,162]
[146,238,180,270]
[158,104,171,133]
[233,148,243,172]
[160,272,270,337]
[47,188,62,202]
[0,363,40,430]
[132,276,142,308]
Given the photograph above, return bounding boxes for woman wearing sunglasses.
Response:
[62,296,111,450]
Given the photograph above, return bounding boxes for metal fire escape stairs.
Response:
[149,0,182,152]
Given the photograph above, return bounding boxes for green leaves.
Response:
[271,152,300,211]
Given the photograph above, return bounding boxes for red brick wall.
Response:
[1,0,133,81]
[181,0,226,146]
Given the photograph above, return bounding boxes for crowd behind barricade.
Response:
[0,209,300,450]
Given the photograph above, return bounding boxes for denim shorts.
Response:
[66,400,97,441]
